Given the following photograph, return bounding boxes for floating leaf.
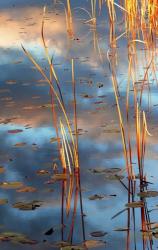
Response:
[84,240,105,248]
[8,129,23,134]
[12,60,23,64]
[98,95,106,98]
[90,231,107,237]
[0,232,37,245]
[53,241,70,248]
[0,182,23,189]
[138,191,158,198]
[125,201,144,208]
[23,106,36,110]
[89,194,104,200]
[13,200,42,210]
[0,199,8,205]
[105,174,124,180]
[0,167,5,174]
[16,186,37,193]
[62,246,85,250]
[94,101,105,105]
[51,173,67,182]
[6,80,17,85]
[114,228,129,232]
[89,168,121,174]
[90,167,124,180]
[14,142,27,147]
[36,170,50,176]
[89,168,106,174]
[39,104,52,108]
[81,93,93,98]
[103,129,120,133]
